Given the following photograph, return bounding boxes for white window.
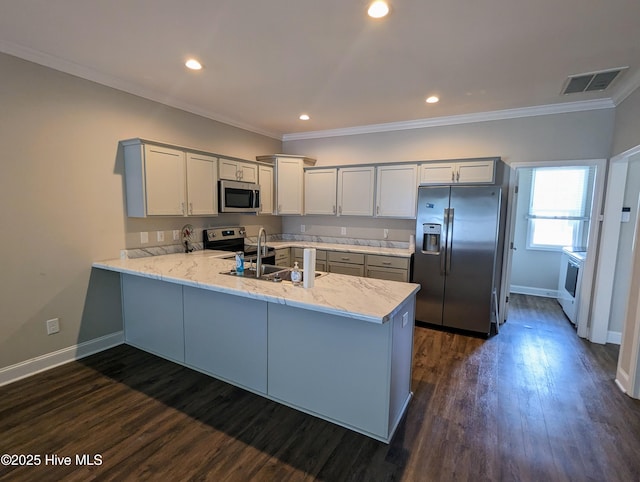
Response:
[527,167,590,250]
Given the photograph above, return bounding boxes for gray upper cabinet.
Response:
[419,160,495,184]
[219,158,258,183]
[123,139,219,217]
[375,164,417,218]
[305,168,337,215]
[124,140,186,217]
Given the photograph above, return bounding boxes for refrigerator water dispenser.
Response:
[422,224,441,253]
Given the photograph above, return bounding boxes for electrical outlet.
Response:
[157,231,165,242]
[341,227,347,235]
[140,232,148,244]
[383,229,389,239]
[46,318,60,335]
[173,230,180,241]
[301,224,305,233]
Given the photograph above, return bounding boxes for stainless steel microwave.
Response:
[218,179,261,213]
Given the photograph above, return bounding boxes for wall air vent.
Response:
[562,67,627,95]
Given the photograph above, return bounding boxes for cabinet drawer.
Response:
[293,247,326,260]
[366,266,409,282]
[275,248,290,260]
[366,255,410,270]
[328,262,365,277]
[328,251,365,265]
[294,257,327,272]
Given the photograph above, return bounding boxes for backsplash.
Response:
[121,233,408,259]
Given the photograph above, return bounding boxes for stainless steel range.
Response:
[203,226,276,264]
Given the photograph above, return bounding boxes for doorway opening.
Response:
[500,159,606,341]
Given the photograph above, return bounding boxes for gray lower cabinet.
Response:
[366,254,410,282]
[267,299,414,440]
[183,287,268,394]
[122,274,184,363]
[274,247,291,267]
[327,251,365,277]
[293,248,327,272]
[119,272,415,442]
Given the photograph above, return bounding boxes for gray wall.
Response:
[283,112,614,243]
[612,88,640,157]
[609,88,640,334]
[0,53,282,369]
[509,169,562,295]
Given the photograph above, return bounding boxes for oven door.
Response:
[565,258,579,298]
[219,180,260,213]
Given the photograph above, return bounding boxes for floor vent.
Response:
[562,67,627,94]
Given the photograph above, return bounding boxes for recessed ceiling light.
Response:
[368,1,389,18]
[299,114,310,121]
[185,59,202,70]
[426,96,439,104]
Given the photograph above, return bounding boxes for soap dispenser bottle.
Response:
[290,261,302,285]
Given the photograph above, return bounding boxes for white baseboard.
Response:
[510,285,559,298]
[607,331,622,345]
[0,331,124,387]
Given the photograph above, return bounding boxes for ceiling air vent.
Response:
[562,67,627,95]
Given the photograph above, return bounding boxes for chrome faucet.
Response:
[256,227,267,278]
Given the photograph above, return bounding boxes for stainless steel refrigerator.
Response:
[413,185,503,334]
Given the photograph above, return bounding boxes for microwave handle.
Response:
[254,189,261,209]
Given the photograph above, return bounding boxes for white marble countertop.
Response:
[93,252,420,324]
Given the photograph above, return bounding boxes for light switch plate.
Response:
[341,227,347,235]
[140,232,149,244]
[157,231,165,242]
[173,230,180,241]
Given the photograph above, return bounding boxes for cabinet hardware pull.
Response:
[341,257,349,260]
[189,202,193,214]
[338,205,342,214]
[181,202,185,214]
[456,170,460,182]
[382,262,391,265]
[333,205,336,214]
[376,206,380,215]
[451,171,455,182]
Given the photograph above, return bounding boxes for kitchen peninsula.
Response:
[93,252,420,443]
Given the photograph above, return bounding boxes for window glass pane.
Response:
[530,168,587,218]
[530,218,579,248]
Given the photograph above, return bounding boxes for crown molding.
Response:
[0,40,282,140]
[611,68,640,106]
[282,99,616,141]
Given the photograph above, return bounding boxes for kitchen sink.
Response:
[220,264,324,283]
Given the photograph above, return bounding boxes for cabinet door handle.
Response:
[181,202,186,215]
[382,261,391,265]
[456,170,460,182]
[341,257,350,261]
[333,205,336,214]
[189,202,193,215]
[338,205,342,214]
[278,204,282,212]
[376,206,380,215]
[451,170,455,182]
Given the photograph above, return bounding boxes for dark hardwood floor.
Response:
[2,294,640,481]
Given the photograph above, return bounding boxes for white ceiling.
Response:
[1,0,639,139]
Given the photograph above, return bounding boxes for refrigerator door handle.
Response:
[440,208,449,275]
[446,208,454,274]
